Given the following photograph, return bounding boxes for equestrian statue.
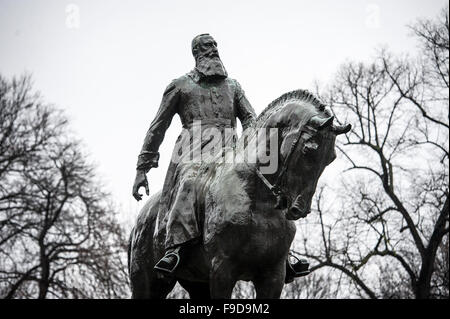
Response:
[128,34,351,299]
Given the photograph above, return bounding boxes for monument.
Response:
[128,34,351,299]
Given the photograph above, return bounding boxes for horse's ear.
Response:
[310,115,334,131]
[318,116,334,130]
[332,123,352,135]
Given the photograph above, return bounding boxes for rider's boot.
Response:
[285,257,310,284]
[154,246,181,274]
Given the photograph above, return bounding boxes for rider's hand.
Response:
[132,169,149,201]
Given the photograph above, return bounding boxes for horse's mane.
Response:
[256,89,327,126]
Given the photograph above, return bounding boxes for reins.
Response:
[255,124,314,209]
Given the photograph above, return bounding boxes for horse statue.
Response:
[128,89,351,299]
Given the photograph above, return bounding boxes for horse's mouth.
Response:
[286,195,311,220]
[286,207,310,220]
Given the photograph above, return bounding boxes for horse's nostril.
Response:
[287,207,309,220]
[286,211,297,220]
[287,196,310,220]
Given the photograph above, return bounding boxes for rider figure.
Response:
[132,34,309,282]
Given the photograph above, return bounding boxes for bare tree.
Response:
[298,7,448,299]
[166,283,190,299]
[0,74,129,298]
[282,270,337,299]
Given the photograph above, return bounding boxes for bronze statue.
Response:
[129,34,351,298]
[132,34,256,273]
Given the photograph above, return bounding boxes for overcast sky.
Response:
[0,0,446,225]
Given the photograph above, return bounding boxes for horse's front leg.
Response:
[253,261,286,299]
[209,257,237,299]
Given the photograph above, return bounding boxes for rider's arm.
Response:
[234,80,256,131]
[136,80,180,173]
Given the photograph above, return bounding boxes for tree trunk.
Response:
[38,236,49,299]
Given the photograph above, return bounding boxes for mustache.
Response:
[198,50,220,60]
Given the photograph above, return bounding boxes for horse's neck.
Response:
[231,131,282,206]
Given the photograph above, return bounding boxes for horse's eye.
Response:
[302,141,319,155]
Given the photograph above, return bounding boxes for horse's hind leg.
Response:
[253,262,285,299]
[129,264,151,298]
[179,280,211,299]
[147,275,177,299]
[129,226,176,298]
[130,261,176,299]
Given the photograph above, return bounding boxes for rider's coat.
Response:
[137,68,256,249]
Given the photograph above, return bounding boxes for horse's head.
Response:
[259,90,351,220]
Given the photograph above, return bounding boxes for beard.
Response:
[195,54,228,79]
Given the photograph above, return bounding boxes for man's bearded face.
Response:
[193,35,228,79]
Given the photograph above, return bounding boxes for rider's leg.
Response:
[154,237,201,273]
[155,177,200,274]
[154,174,202,274]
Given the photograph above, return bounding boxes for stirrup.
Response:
[286,253,310,280]
[154,251,180,274]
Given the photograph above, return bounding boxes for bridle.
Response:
[255,123,316,209]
